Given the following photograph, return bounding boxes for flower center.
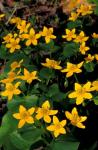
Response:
[42,108,49,115]
[21,111,29,119]
[55,123,62,130]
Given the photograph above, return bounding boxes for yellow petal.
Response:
[53,116,59,124]
[45,37,50,43]
[18,119,25,128]
[76,122,85,129]
[72,107,78,115]
[44,115,51,123]
[30,28,35,35]
[60,120,67,127]
[36,112,43,120]
[84,93,92,99]
[68,91,77,98]
[59,128,66,134]
[26,40,31,46]
[83,82,91,91]
[75,83,82,90]
[54,131,59,137]
[80,116,87,122]
[19,105,26,113]
[65,111,72,120]
[76,97,84,105]
[26,116,34,124]
[28,107,35,115]
[47,125,55,131]
[49,110,58,115]
[42,100,50,108]
[13,113,21,119]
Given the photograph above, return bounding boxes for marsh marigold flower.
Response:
[85,54,94,62]
[62,28,76,41]
[1,82,21,100]
[65,107,87,129]
[0,71,19,84]
[3,33,13,43]
[0,14,5,20]
[17,20,31,34]
[41,26,56,43]
[47,116,67,137]
[41,58,62,70]
[94,54,98,61]
[18,68,38,84]
[92,33,98,39]
[69,12,79,22]
[13,105,35,128]
[79,42,90,55]
[36,100,58,123]
[23,28,41,46]
[68,82,92,105]
[77,4,93,16]
[90,81,98,91]
[10,17,21,25]
[74,31,89,43]
[6,38,21,53]
[61,62,83,77]
[10,59,23,71]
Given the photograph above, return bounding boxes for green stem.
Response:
[74,74,79,83]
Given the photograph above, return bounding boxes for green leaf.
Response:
[67,20,82,29]
[8,95,38,111]
[47,84,59,97]
[9,131,31,150]
[0,113,17,145]
[0,45,7,59]
[39,68,55,80]
[21,127,43,145]
[93,96,98,105]
[49,140,79,150]
[62,42,79,58]
[84,62,95,72]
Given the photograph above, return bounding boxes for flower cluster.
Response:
[13,100,87,137]
[1,2,98,144]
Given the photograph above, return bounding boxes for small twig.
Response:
[5,4,17,25]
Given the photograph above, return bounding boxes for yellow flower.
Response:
[6,38,21,53]
[85,54,94,62]
[41,58,62,70]
[23,28,41,46]
[10,59,23,71]
[62,28,76,41]
[36,101,58,123]
[92,33,98,39]
[3,33,13,43]
[90,81,98,91]
[17,20,31,34]
[1,82,21,100]
[41,26,56,43]
[13,105,35,128]
[69,12,79,22]
[18,68,38,84]
[0,14,5,20]
[95,54,98,61]
[47,116,67,137]
[65,107,87,129]
[74,31,89,43]
[68,82,92,105]
[77,4,93,16]
[10,17,21,25]
[0,71,18,84]
[61,62,83,77]
[79,42,90,55]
